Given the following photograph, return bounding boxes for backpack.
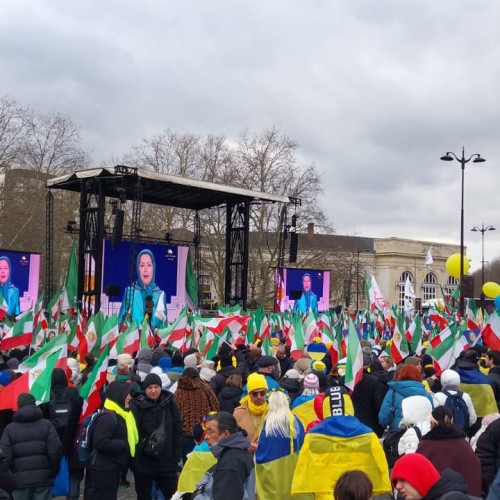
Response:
[76,410,116,464]
[383,425,422,468]
[48,389,72,434]
[442,389,470,432]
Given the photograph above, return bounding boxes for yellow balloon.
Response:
[445,253,470,279]
[483,282,500,299]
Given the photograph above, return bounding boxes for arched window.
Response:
[444,276,459,298]
[398,271,414,309]
[423,272,438,302]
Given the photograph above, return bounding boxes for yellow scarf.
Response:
[240,395,268,416]
[104,399,139,457]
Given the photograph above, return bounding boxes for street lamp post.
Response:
[356,248,371,311]
[441,147,486,316]
[471,223,496,309]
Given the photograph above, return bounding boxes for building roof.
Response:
[46,165,290,211]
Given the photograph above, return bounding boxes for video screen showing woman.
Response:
[0,255,20,317]
[118,249,166,328]
[293,272,318,314]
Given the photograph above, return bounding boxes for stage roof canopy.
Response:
[47,165,290,210]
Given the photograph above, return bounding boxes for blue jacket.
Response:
[293,291,318,314]
[378,380,433,430]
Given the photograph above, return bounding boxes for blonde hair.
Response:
[264,391,294,438]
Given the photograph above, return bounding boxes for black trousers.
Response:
[86,469,120,500]
[133,470,178,500]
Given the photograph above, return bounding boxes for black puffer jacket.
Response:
[130,390,182,473]
[209,366,241,396]
[0,405,61,489]
[90,382,134,474]
[476,417,500,492]
[488,366,500,410]
[217,386,243,414]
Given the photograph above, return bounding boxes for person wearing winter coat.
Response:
[88,381,139,500]
[217,374,243,414]
[432,369,477,430]
[486,349,500,411]
[0,393,62,500]
[209,355,241,396]
[416,406,482,497]
[174,367,219,460]
[475,415,500,494]
[392,453,470,500]
[200,412,254,500]
[378,365,433,430]
[471,412,500,451]
[279,369,302,404]
[397,395,433,456]
[130,373,183,500]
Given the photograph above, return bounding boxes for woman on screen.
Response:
[118,249,166,328]
[293,273,318,314]
[0,256,20,317]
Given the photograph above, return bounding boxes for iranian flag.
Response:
[390,319,409,364]
[205,330,231,360]
[33,293,46,331]
[218,304,242,318]
[2,311,33,350]
[111,321,140,357]
[77,314,103,360]
[303,312,319,343]
[140,316,156,349]
[185,248,199,309]
[158,307,189,349]
[366,276,389,314]
[79,345,110,422]
[100,314,119,349]
[0,347,65,410]
[345,318,363,392]
[154,291,167,324]
[406,314,423,355]
[0,292,8,322]
[196,316,250,343]
[481,310,500,351]
[61,239,78,314]
[287,313,305,361]
[426,324,466,374]
[48,288,62,322]
[19,333,68,373]
[245,314,257,345]
[258,314,270,343]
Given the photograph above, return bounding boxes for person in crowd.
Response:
[279,369,302,403]
[234,373,268,450]
[81,353,96,386]
[87,381,138,500]
[167,351,185,384]
[455,349,498,419]
[199,365,216,385]
[293,356,312,378]
[148,365,172,389]
[255,390,304,499]
[118,249,167,328]
[0,393,61,500]
[209,354,241,396]
[392,453,470,500]
[197,412,254,500]
[372,352,395,384]
[217,374,243,414]
[432,369,477,432]
[470,412,500,451]
[130,373,182,500]
[291,373,321,431]
[416,406,482,497]
[276,345,294,379]
[67,357,83,388]
[475,413,500,494]
[293,273,318,314]
[378,365,433,430]
[334,470,373,500]
[255,356,280,391]
[291,386,391,499]
[404,356,439,392]
[397,395,433,456]
[136,348,153,382]
[351,350,388,437]
[0,256,20,317]
[486,350,500,410]
[487,466,500,500]
[174,367,219,460]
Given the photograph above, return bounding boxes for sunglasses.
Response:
[250,390,267,397]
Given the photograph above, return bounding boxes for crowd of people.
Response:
[1,338,500,499]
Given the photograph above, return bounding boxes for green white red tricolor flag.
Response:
[1,311,33,350]
[344,317,363,392]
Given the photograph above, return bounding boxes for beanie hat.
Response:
[284,369,302,380]
[184,353,198,368]
[158,356,172,372]
[310,360,326,375]
[440,369,460,389]
[303,373,319,389]
[17,392,36,409]
[247,373,268,393]
[143,373,162,390]
[117,353,134,370]
[391,454,440,496]
[400,395,433,427]
[404,356,422,366]
[0,371,12,386]
[6,358,19,370]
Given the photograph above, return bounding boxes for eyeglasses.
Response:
[250,390,267,397]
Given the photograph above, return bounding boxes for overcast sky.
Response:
[2,0,500,275]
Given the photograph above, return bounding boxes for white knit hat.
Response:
[285,369,302,380]
[183,353,198,368]
[440,369,460,388]
[200,367,216,383]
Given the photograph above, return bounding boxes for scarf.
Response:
[104,399,139,457]
[240,395,268,416]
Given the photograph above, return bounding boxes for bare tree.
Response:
[0,96,29,169]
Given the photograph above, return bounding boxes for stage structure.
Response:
[46,166,290,314]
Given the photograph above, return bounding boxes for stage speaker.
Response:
[112,209,124,247]
[289,232,298,263]
[104,284,121,297]
[461,275,475,298]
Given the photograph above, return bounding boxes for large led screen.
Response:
[101,240,191,323]
[275,267,330,313]
[0,249,41,316]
